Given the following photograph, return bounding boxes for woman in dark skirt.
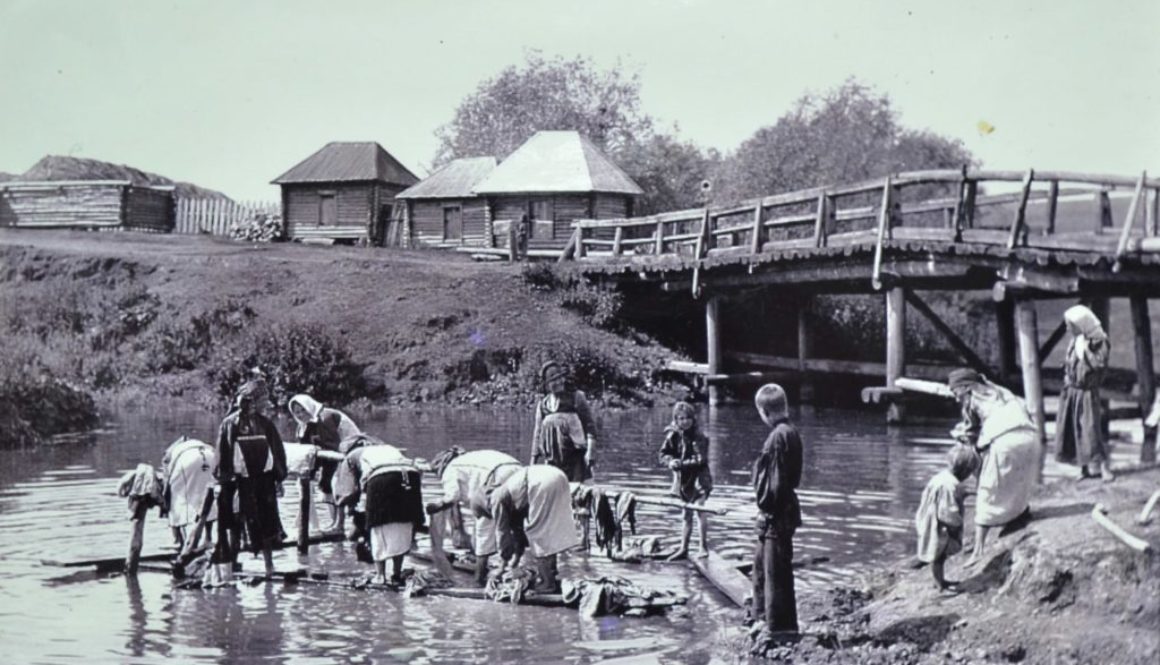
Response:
[1054,305,1114,482]
[531,361,598,482]
[334,440,424,585]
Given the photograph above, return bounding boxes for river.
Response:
[0,403,1135,664]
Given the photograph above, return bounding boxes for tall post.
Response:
[885,287,906,423]
[126,504,147,575]
[797,300,815,403]
[1015,300,1046,479]
[996,300,1017,381]
[706,295,722,406]
[297,476,312,554]
[1130,296,1156,462]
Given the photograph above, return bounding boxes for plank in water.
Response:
[690,549,749,608]
[42,532,347,572]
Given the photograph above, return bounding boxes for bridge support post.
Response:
[996,300,1017,382]
[706,295,722,406]
[885,287,906,423]
[1015,300,1047,479]
[1089,298,1112,439]
[797,300,815,404]
[1130,296,1156,462]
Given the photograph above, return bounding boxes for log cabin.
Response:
[471,131,644,251]
[395,157,497,248]
[0,180,173,232]
[272,142,419,245]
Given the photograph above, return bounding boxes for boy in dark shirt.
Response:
[750,383,802,644]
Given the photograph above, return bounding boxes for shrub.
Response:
[209,324,365,409]
[0,348,98,447]
[142,298,257,373]
[520,263,624,331]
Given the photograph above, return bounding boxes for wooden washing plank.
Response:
[690,549,749,608]
[42,532,346,571]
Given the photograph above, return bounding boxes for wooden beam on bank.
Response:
[1130,296,1157,463]
[885,286,907,423]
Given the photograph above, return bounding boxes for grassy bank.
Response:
[0,229,680,445]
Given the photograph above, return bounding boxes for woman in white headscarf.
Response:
[1054,305,1113,481]
[288,394,363,531]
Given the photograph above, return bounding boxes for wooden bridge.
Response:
[559,168,1160,461]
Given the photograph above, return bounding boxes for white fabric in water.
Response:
[368,522,413,561]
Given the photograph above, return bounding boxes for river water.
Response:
[0,403,1139,664]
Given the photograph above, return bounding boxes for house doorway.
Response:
[443,205,463,242]
[319,193,337,226]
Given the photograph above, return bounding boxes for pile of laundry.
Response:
[571,485,637,554]
[561,576,688,617]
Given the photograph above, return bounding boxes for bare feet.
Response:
[1101,467,1116,482]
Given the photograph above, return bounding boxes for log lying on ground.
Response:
[1136,490,1160,525]
[690,549,750,608]
[1092,503,1153,554]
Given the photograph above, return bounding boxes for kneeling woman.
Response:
[472,464,580,594]
[334,440,424,585]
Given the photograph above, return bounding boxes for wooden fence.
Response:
[174,198,279,236]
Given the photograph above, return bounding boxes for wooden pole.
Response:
[997,300,1017,381]
[1015,300,1046,479]
[1113,171,1147,273]
[1130,296,1156,463]
[871,176,893,290]
[297,476,311,554]
[750,204,764,253]
[126,504,147,575]
[611,226,623,257]
[797,301,815,403]
[1148,188,1159,237]
[655,219,666,255]
[1045,180,1059,235]
[1006,169,1035,249]
[885,287,906,423]
[1092,504,1152,554]
[177,486,217,565]
[706,296,722,406]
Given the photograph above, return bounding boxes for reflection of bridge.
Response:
[560,169,1160,462]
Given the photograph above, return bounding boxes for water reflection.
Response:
[0,402,1138,663]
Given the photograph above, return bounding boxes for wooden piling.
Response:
[1130,296,1156,463]
[996,300,1017,380]
[297,476,311,554]
[1015,300,1046,479]
[706,296,722,406]
[885,287,906,423]
[797,302,815,403]
[126,504,147,575]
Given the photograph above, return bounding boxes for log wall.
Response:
[409,198,489,246]
[0,181,173,231]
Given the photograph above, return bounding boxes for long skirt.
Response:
[166,443,217,529]
[1054,386,1107,467]
[537,413,593,483]
[365,469,425,529]
[524,466,581,558]
[976,429,1039,527]
[235,473,284,553]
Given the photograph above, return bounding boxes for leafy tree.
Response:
[713,80,976,204]
[617,132,721,215]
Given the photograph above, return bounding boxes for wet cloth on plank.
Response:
[561,576,687,617]
[118,463,164,519]
[161,438,218,528]
[914,469,965,563]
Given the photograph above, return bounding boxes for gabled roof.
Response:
[396,157,497,200]
[472,131,643,196]
[272,142,419,186]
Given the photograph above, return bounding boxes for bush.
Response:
[520,263,624,331]
[141,298,256,373]
[0,349,98,447]
[209,324,365,409]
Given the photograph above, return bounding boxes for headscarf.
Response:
[431,446,466,478]
[288,394,324,438]
[1064,305,1107,343]
[947,368,983,393]
[540,361,567,389]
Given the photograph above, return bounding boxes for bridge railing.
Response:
[561,169,1160,280]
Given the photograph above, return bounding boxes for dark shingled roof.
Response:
[396,157,497,200]
[473,131,643,196]
[272,142,419,186]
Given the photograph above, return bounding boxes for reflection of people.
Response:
[288,394,363,532]
[215,381,288,577]
[750,384,802,640]
[161,436,217,551]
[426,447,522,586]
[472,464,579,594]
[947,369,1039,564]
[915,445,979,591]
[1054,305,1114,481]
[334,440,424,585]
[531,361,597,482]
[659,401,713,560]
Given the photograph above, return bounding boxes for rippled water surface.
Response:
[0,403,1132,664]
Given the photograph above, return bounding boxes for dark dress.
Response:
[301,408,361,494]
[216,411,287,555]
[750,420,802,634]
[532,390,597,482]
[1055,336,1109,467]
[658,426,713,502]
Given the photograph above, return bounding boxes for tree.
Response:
[713,80,976,204]
[433,52,655,166]
[616,132,721,215]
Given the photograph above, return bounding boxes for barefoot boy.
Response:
[659,401,713,560]
[750,384,802,639]
[915,444,978,590]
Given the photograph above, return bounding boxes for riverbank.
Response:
[739,464,1160,665]
[0,229,682,445]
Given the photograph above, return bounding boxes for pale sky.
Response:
[2,0,1157,201]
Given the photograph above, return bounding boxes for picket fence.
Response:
[174,198,280,236]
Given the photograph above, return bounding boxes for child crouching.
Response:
[915,444,979,591]
[659,401,713,560]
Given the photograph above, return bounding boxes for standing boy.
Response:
[750,383,802,643]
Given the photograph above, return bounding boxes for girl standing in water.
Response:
[659,401,713,560]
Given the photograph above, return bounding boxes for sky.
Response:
[1,0,1157,201]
